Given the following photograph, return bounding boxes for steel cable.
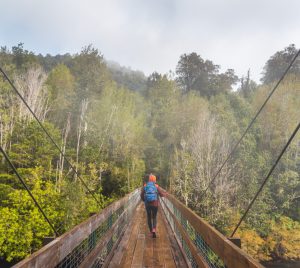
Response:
[0,145,59,236]
[201,49,300,197]
[230,121,300,237]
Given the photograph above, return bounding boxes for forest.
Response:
[0,43,299,265]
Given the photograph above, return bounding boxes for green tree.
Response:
[261,44,300,84]
[176,52,218,94]
[11,43,37,70]
[70,45,109,98]
[0,169,63,261]
[176,52,238,97]
[9,121,60,170]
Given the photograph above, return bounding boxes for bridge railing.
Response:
[14,189,140,268]
[160,193,263,268]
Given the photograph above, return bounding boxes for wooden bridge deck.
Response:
[14,191,263,268]
[109,202,188,268]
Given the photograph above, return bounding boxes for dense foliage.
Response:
[0,43,299,263]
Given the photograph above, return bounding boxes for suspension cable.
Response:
[0,145,59,236]
[201,49,300,197]
[0,66,102,207]
[230,121,300,237]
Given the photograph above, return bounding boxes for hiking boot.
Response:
[152,227,156,238]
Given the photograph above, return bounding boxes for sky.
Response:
[1,0,300,83]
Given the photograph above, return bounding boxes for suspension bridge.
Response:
[13,189,262,268]
[1,50,299,268]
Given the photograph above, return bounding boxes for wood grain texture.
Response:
[114,203,188,268]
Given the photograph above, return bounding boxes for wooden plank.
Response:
[115,201,189,268]
[108,204,141,267]
[119,206,142,267]
[143,208,153,268]
[152,212,164,267]
[157,212,170,268]
[131,232,146,267]
[156,209,175,267]
[153,239,164,268]
[12,238,60,268]
[166,194,263,268]
[160,203,188,268]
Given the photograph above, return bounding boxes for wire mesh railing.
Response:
[161,197,224,268]
[160,193,262,268]
[88,191,140,268]
[14,189,140,268]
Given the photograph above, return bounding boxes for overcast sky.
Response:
[1,0,299,82]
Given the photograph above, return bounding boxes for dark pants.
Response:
[146,205,158,232]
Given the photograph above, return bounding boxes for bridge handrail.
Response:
[14,189,140,268]
[161,193,263,268]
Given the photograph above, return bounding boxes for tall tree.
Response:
[176,52,216,93]
[239,69,257,98]
[11,43,37,70]
[70,45,109,98]
[261,44,300,84]
[176,52,238,97]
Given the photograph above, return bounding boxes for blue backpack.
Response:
[144,182,158,202]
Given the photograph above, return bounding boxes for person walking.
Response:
[140,174,166,238]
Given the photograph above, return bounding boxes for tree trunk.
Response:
[58,113,71,191]
[75,99,88,181]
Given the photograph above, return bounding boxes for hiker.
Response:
[140,174,166,238]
